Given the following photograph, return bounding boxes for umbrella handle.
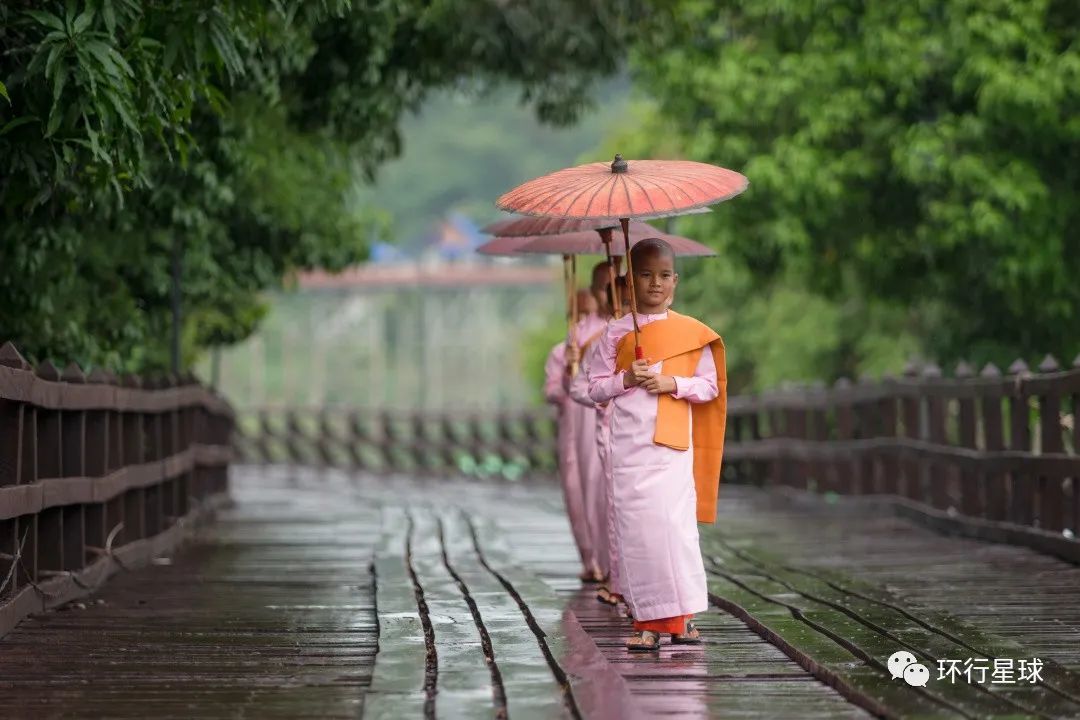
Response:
[620,218,641,352]
[599,228,620,319]
[569,255,579,376]
[635,346,644,361]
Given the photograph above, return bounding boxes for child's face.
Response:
[632,251,677,313]
[579,291,599,318]
[590,264,611,309]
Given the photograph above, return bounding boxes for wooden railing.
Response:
[723,357,1080,540]
[0,342,234,635]
[234,407,556,481]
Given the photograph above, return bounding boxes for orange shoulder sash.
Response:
[614,311,727,523]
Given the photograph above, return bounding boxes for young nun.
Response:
[544,288,600,581]
[587,237,727,651]
[564,261,615,585]
[570,274,630,607]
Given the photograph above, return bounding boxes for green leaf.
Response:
[0,80,8,104]
[101,87,140,134]
[64,0,77,34]
[51,62,69,107]
[24,10,66,33]
[72,7,95,34]
[44,43,65,82]
[83,40,128,80]
[102,0,116,35]
[0,115,39,136]
[44,103,63,137]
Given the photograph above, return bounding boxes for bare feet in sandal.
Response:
[625,630,660,652]
[672,621,703,645]
[578,567,603,584]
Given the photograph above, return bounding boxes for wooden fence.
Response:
[234,407,556,480]
[723,356,1080,540]
[0,341,234,635]
[234,356,1080,555]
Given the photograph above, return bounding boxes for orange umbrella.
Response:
[513,223,715,322]
[497,155,747,355]
[475,236,533,256]
[482,208,709,237]
[514,224,716,257]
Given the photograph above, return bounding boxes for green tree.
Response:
[0,0,652,371]
[622,0,1080,376]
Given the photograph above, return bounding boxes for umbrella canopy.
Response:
[496,155,748,221]
[481,207,710,237]
[496,155,747,352]
[475,236,533,256]
[513,223,715,257]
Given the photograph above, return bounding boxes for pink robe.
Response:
[565,314,608,575]
[587,311,719,622]
[544,341,592,567]
[570,333,617,589]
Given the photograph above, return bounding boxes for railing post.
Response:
[833,378,854,494]
[785,394,809,491]
[923,363,949,511]
[145,377,166,535]
[1036,355,1065,532]
[60,363,86,572]
[379,410,399,473]
[36,361,63,480]
[34,361,64,575]
[900,362,922,501]
[854,375,876,495]
[1007,359,1034,527]
[161,375,178,527]
[954,362,980,517]
[122,374,145,542]
[1072,354,1080,535]
[747,402,762,486]
[979,364,1008,521]
[877,377,900,495]
[0,343,28,489]
[86,368,118,558]
[808,383,828,493]
[0,343,30,595]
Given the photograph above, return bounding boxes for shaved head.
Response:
[590,261,611,288]
[629,237,675,267]
[575,288,598,317]
[589,260,614,317]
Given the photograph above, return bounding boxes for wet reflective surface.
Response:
[3,468,1076,718]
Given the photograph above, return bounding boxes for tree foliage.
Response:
[621,0,1080,380]
[0,0,649,371]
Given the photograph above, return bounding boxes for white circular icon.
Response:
[887,650,918,680]
[903,663,930,687]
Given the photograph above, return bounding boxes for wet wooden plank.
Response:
[473,493,874,719]
[439,511,570,718]
[717,486,1080,670]
[0,476,379,719]
[700,485,1080,719]
[364,506,428,719]
[407,509,497,717]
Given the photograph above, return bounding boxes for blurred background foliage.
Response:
[3,0,1078,395]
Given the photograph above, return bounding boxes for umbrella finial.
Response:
[611,154,628,174]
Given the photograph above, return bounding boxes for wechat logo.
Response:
[889,650,930,687]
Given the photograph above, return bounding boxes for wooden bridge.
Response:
[2,340,1080,719]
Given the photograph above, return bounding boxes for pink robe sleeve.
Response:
[569,342,600,408]
[543,342,567,405]
[587,327,630,404]
[671,346,719,403]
